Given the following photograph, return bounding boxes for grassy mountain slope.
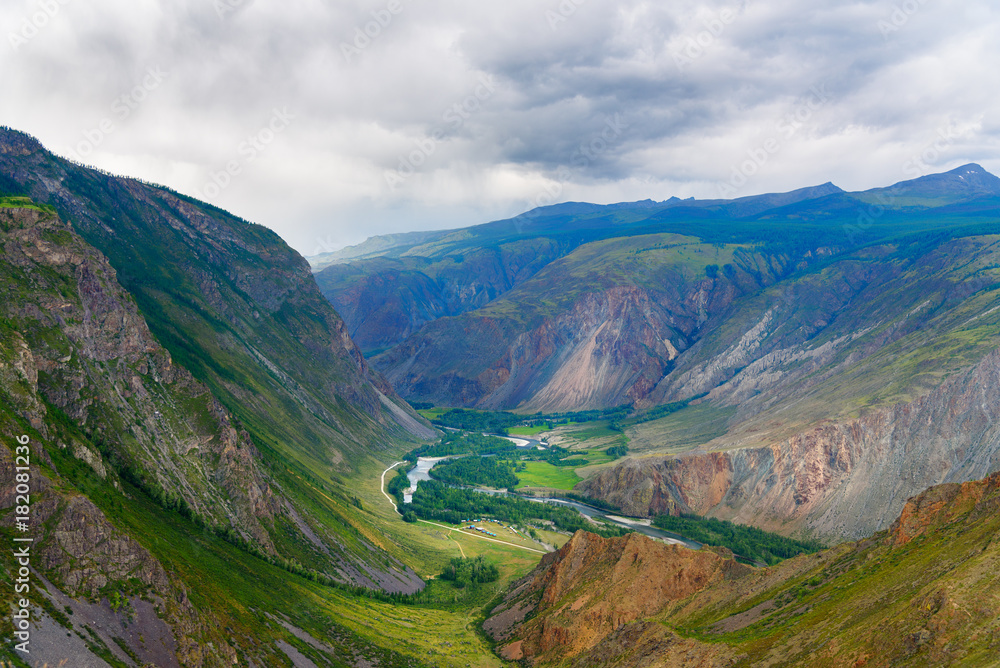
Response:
[0,131,522,665]
[0,201,449,666]
[315,163,1000,543]
[0,128,432,474]
[0,129,439,571]
[487,470,1000,666]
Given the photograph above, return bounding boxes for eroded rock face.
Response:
[485,531,749,664]
[888,470,1000,546]
[492,473,1000,667]
[374,242,798,410]
[579,347,1000,541]
[0,206,280,548]
[38,495,172,596]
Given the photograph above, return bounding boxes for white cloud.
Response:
[2,0,998,253]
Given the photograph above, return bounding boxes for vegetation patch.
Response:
[409,480,628,539]
[652,513,824,565]
[430,456,519,490]
[440,556,500,588]
[513,461,581,491]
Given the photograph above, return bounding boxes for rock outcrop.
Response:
[580,345,1000,541]
[1,204,280,546]
[486,531,749,664]
[489,471,1000,666]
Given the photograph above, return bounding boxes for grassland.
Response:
[514,461,582,490]
[626,403,737,454]
[506,424,549,437]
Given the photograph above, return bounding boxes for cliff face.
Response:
[315,238,564,354]
[0,195,427,663]
[0,128,433,474]
[374,238,803,409]
[579,344,1000,541]
[0,203,423,587]
[485,531,748,664]
[489,471,1000,666]
[0,205,278,543]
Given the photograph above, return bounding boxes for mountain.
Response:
[314,164,1000,543]
[862,163,1000,205]
[309,229,451,272]
[486,470,1000,666]
[309,183,846,356]
[0,129,452,666]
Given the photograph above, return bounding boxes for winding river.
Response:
[404,456,701,550]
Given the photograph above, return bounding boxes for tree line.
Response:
[652,513,824,565]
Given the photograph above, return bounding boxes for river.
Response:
[403,456,452,503]
[405,456,701,549]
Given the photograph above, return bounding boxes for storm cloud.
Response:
[2,0,998,253]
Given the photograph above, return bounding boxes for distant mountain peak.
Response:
[867,162,1000,199]
[948,162,987,174]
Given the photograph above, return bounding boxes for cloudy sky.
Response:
[3,0,999,255]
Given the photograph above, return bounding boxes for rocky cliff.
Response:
[485,531,748,664]
[0,127,433,472]
[580,344,1000,541]
[1,204,279,545]
[315,238,564,354]
[577,234,1000,541]
[374,236,806,410]
[488,470,1000,666]
[0,194,425,664]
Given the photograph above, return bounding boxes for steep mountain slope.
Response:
[487,470,1000,666]
[322,164,1000,413]
[315,237,565,354]
[577,232,1000,541]
[316,163,1000,542]
[0,128,432,477]
[311,184,844,355]
[374,234,815,410]
[0,201,434,666]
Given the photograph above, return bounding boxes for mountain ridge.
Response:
[486,469,1000,666]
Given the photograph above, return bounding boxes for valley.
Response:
[2,125,1000,666]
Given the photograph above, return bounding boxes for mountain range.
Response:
[312,163,1000,544]
[3,125,1000,667]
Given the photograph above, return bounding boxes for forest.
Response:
[439,556,500,588]
[429,456,519,490]
[652,513,824,565]
[404,431,519,461]
[409,480,629,538]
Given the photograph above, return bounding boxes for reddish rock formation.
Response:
[485,531,750,664]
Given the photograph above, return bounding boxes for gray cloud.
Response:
[2,0,998,254]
